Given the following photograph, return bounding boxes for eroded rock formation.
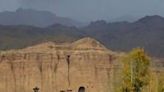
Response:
[0,37,116,92]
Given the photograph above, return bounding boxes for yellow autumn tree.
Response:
[121,48,150,92]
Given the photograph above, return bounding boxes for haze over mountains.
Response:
[0,9,163,58]
[0,8,83,27]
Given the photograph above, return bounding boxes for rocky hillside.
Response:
[0,37,116,92]
[82,15,164,57]
[0,15,164,57]
[0,24,85,50]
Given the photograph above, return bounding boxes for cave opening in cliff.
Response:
[60,90,65,92]
[78,87,85,92]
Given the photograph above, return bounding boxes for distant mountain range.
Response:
[0,15,163,58]
[110,15,140,22]
[0,8,84,27]
[83,15,164,57]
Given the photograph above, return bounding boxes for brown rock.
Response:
[0,37,116,92]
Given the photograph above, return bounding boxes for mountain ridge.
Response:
[0,8,83,27]
[0,15,164,58]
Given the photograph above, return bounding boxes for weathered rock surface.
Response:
[0,37,116,92]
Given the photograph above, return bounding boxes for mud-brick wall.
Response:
[0,50,114,92]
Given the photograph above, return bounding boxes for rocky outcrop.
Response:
[0,37,116,92]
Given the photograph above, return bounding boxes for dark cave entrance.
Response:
[78,87,85,92]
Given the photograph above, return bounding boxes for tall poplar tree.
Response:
[121,48,150,92]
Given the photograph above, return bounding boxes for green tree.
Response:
[121,48,150,92]
[158,74,164,92]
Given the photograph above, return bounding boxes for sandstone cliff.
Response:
[0,37,116,92]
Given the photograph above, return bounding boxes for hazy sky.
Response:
[0,0,164,22]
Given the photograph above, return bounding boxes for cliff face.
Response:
[0,37,116,92]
